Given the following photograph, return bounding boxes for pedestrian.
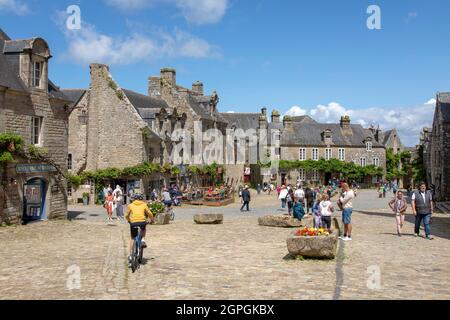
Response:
[276,185,281,196]
[383,183,387,198]
[278,185,288,209]
[238,185,243,203]
[150,189,158,201]
[240,185,251,212]
[339,183,355,241]
[287,188,294,215]
[257,184,262,195]
[104,190,114,221]
[294,186,305,206]
[389,190,407,236]
[319,193,334,232]
[114,189,124,221]
[411,182,435,240]
[292,197,305,220]
[305,186,314,215]
[312,197,322,228]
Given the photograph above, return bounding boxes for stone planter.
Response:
[194,214,223,224]
[82,197,89,206]
[258,214,312,228]
[156,213,171,225]
[286,229,339,259]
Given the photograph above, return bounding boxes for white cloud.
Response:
[310,102,353,123]
[283,98,436,147]
[173,0,228,25]
[226,111,235,113]
[425,98,436,105]
[103,0,228,25]
[284,105,307,117]
[60,22,220,65]
[0,0,29,15]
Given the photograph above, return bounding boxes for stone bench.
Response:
[258,214,312,228]
[194,214,223,224]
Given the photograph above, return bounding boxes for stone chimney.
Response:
[192,81,204,96]
[259,107,268,129]
[340,115,352,135]
[160,68,176,87]
[148,76,161,97]
[271,110,280,123]
[283,115,294,131]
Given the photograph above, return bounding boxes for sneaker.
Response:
[346,236,352,241]
[339,235,347,240]
[397,233,402,237]
[414,233,420,237]
[426,236,434,240]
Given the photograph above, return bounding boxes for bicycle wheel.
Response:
[131,240,138,273]
[138,244,144,264]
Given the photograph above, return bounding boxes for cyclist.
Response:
[161,187,173,211]
[125,194,155,264]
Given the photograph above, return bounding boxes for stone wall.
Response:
[85,64,149,171]
[68,93,88,174]
[1,87,69,223]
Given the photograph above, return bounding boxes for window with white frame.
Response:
[68,154,73,170]
[67,184,72,197]
[299,168,306,181]
[372,157,380,167]
[325,148,332,160]
[312,148,319,161]
[311,169,319,181]
[299,148,306,160]
[32,61,42,88]
[366,141,373,151]
[360,157,367,167]
[32,116,43,146]
[338,148,345,161]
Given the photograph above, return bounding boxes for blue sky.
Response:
[1,0,450,146]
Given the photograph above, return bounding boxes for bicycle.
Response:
[130,223,146,273]
[166,203,175,221]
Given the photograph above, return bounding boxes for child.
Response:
[319,193,334,232]
[389,190,407,237]
[104,190,114,221]
[312,197,322,228]
[292,198,305,221]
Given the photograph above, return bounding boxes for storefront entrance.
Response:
[23,178,47,223]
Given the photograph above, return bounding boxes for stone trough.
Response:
[258,214,312,228]
[156,213,171,225]
[194,214,223,224]
[286,218,341,259]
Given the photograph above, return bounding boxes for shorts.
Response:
[130,222,147,239]
[342,208,353,225]
[164,200,173,207]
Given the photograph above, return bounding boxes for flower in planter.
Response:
[295,227,330,237]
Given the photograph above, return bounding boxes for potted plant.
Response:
[82,192,90,206]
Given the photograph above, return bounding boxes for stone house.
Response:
[222,110,387,186]
[0,29,71,224]
[66,65,231,203]
[427,93,450,201]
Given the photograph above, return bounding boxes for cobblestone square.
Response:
[1,190,450,300]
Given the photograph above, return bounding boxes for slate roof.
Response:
[3,39,34,53]
[437,92,450,123]
[123,89,169,110]
[220,113,260,131]
[290,115,318,124]
[275,122,383,147]
[61,89,86,105]
[0,29,28,91]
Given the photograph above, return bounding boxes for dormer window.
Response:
[366,141,373,151]
[32,61,42,88]
[322,129,332,145]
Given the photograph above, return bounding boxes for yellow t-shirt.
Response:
[126,200,153,223]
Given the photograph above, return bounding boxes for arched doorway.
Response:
[23,178,47,223]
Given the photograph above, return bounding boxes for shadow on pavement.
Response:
[67,211,85,221]
[356,210,450,240]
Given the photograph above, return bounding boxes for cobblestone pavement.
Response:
[1,190,450,300]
